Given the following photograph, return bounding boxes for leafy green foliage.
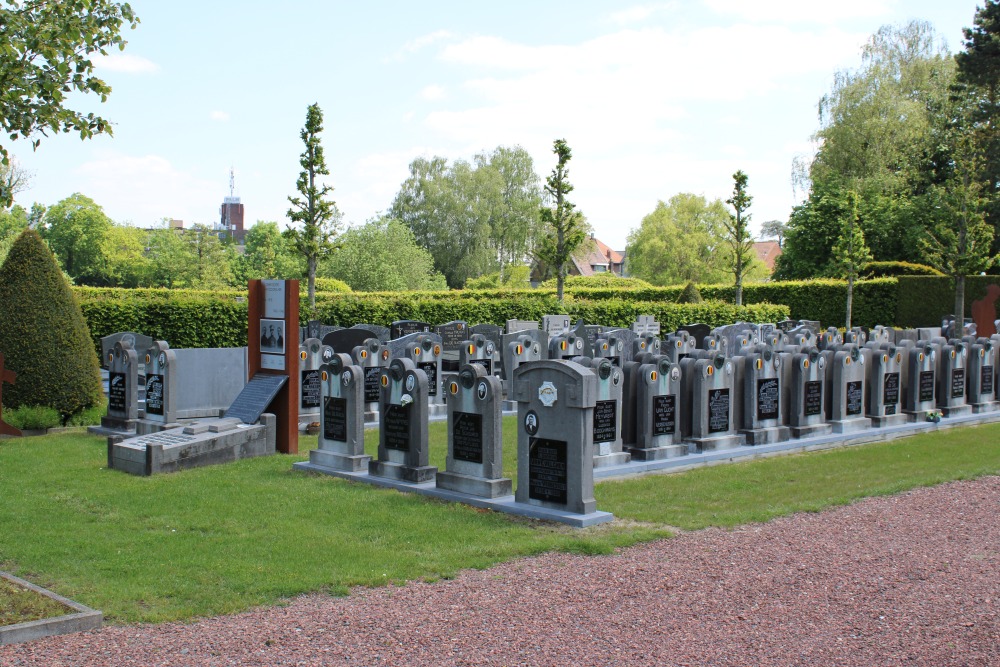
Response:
[538,274,651,290]
[861,261,944,278]
[0,230,102,417]
[535,139,587,302]
[320,217,447,291]
[676,282,704,304]
[234,221,303,282]
[724,170,756,305]
[1,405,61,430]
[0,1,140,206]
[40,193,114,284]
[286,104,341,311]
[309,277,352,293]
[465,265,532,289]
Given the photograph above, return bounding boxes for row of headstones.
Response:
[306,321,999,516]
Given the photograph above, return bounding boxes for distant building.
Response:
[753,240,782,273]
[569,235,627,277]
[219,196,245,244]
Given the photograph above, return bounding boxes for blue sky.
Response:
[10,0,986,250]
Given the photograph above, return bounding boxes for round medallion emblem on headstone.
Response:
[524,410,539,435]
[405,374,415,392]
[322,348,334,362]
[477,381,488,400]
[342,369,353,386]
[538,381,558,407]
[158,352,166,366]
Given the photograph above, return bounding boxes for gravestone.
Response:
[351,337,391,421]
[604,328,638,363]
[323,328,378,356]
[701,333,728,356]
[512,360,599,515]
[739,347,789,444]
[548,331,586,360]
[351,323,390,343]
[298,338,324,421]
[501,331,546,393]
[678,323,712,349]
[901,342,937,420]
[629,334,661,360]
[567,321,594,358]
[141,341,176,425]
[573,357,629,467]
[936,341,972,417]
[714,323,758,358]
[506,319,539,334]
[436,364,511,497]
[621,351,658,449]
[788,348,833,438]
[459,333,500,376]
[101,340,139,432]
[308,353,370,472]
[390,320,432,339]
[966,338,997,413]
[776,319,798,333]
[826,345,872,433]
[632,315,661,336]
[663,332,694,364]
[542,314,571,336]
[471,324,504,374]
[629,357,686,460]
[593,333,626,368]
[100,332,153,371]
[369,357,436,483]
[224,373,287,424]
[388,332,445,411]
[817,328,843,350]
[435,320,469,373]
[686,354,742,451]
[862,345,907,427]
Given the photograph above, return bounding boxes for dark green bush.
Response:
[2,405,62,430]
[862,261,944,278]
[0,230,103,417]
[676,282,704,304]
[539,274,652,289]
[895,276,1000,327]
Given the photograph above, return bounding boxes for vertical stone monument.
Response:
[936,341,972,417]
[459,333,500,376]
[827,345,872,433]
[739,347,789,444]
[309,353,370,472]
[298,338,323,423]
[863,345,907,427]
[101,340,139,433]
[902,342,937,420]
[629,356,686,460]
[351,338,390,422]
[369,358,436,483]
[436,364,511,497]
[142,341,177,427]
[512,360,598,515]
[573,357,629,467]
[687,354,742,451]
[966,338,997,413]
[788,348,833,437]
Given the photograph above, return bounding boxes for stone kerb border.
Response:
[0,571,102,646]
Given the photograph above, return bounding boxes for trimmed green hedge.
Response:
[896,276,1000,327]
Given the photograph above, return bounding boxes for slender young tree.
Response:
[831,190,873,330]
[286,103,341,312]
[724,170,756,305]
[535,139,586,302]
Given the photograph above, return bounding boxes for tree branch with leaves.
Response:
[535,139,586,303]
[724,170,756,305]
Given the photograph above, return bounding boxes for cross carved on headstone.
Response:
[0,352,22,437]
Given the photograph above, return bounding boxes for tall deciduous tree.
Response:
[830,191,873,330]
[41,193,113,284]
[0,1,140,206]
[287,103,341,312]
[535,139,586,303]
[724,170,755,305]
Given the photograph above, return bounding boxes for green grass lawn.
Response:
[0,577,72,626]
[1,418,999,624]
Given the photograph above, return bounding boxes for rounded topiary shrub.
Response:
[676,281,704,304]
[0,230,102,418]
[861,261,944,278]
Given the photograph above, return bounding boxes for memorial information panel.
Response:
[919,371,935,402]
[323,396,347,442]
[528,438,568,505]
[145,374,164,416]
[652,394,676,435]
[883,372,899,415]
[364,367,382,403]
[224,374,288,424]
[952,369,966,398]
[757,378,779,420]
[418,362,438,396]
[804,381,823,416]
[982,366,994,395]
[846,380,863,416]
[109,372,126,413]
[470,358,492,374]
[708,388,730,433]
[301,369,321,409]
[593,399,617,443]
[384,404,411,451]
[452,411,483,463]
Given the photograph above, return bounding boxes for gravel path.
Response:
[3,477,999,667]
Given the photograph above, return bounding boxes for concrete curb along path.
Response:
[0,572,102,646]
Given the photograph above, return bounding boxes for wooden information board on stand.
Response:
[247,279,299,454]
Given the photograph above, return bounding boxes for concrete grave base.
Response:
[593,451,631,468]
[134,419,184,436]
[904,409,938,423]
[108,415,275,476]
[687,433,744,453]
[741,425,791,445]
[789,422,834,438]
[436,470,513,498]
[971,401,1000,414]
[625,443,688,460]
[829,417,873,434]
[501,400,518,413]
[87,416,135,437]
[368,460,437,484]
[293,460,613,527]
[869,413,909,428]
[0,571,102,646]
[941,404,973,418]
[427,404,447,418]
[308,448,371,473]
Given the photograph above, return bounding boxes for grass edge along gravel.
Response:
[1,420,999,625]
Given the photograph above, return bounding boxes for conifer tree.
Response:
[535,139,586,303]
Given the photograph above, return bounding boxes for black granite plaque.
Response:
[593,400,617,443]
[108,372,127,413]
[390,320,431,339]
[470,358,493,374]
[364,366,382,403]
[418,362,438,396]
[952,368,966,398]
[708,388,730,433]
[883,372,899,413]
[323,396,347,442]
[846,380,863,416]
[384,403,410,451]
[804,381,823,416]
[919,371,935,402]
[322,328,376,355]
[301,369,321,409]
[435,322,467,351]
[982,366,994,395]
[224,374,288,424]
[757,378,779,421]
[652,394,675,436]
[145,373,164,416]
[452,411,483,463]
[607,356,621,368]
[528,438,568,505]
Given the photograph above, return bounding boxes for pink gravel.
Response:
[3,476,999,667]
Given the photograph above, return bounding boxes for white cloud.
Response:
[703,0,897,23]
[95,53,159,74]
[420,84,446,101]
[609,2,677,25]
[210,110,231,122]
[385,30,455,62]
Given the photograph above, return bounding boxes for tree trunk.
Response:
[955,273,965,338]
[845,274,854,331]
[308,257,316,313]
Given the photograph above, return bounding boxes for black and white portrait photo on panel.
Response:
[260,319,286,354]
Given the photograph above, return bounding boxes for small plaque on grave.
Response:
[982,366,994,395]
[224,374,288,424]
[470,358,493,374]
[452,411,483,463]
[109,372,127,413]
[804,381,823,416]
[593,400,617,444]
[528,438,568,505]
[883,372,900,410]
[301,369,321,409]
[708,388,730,433]
[418,362,438,396]
[145,374,164,416]
[364,366,382,403]
[919,371,935,402]
[846,380,863,416]
[384,403,411,451]
[757,378,779,421]
[323,396,347,442]
[262,279,285,319]
[436,323,467,351]
[652,394,675,436]
[952,368,966,398]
